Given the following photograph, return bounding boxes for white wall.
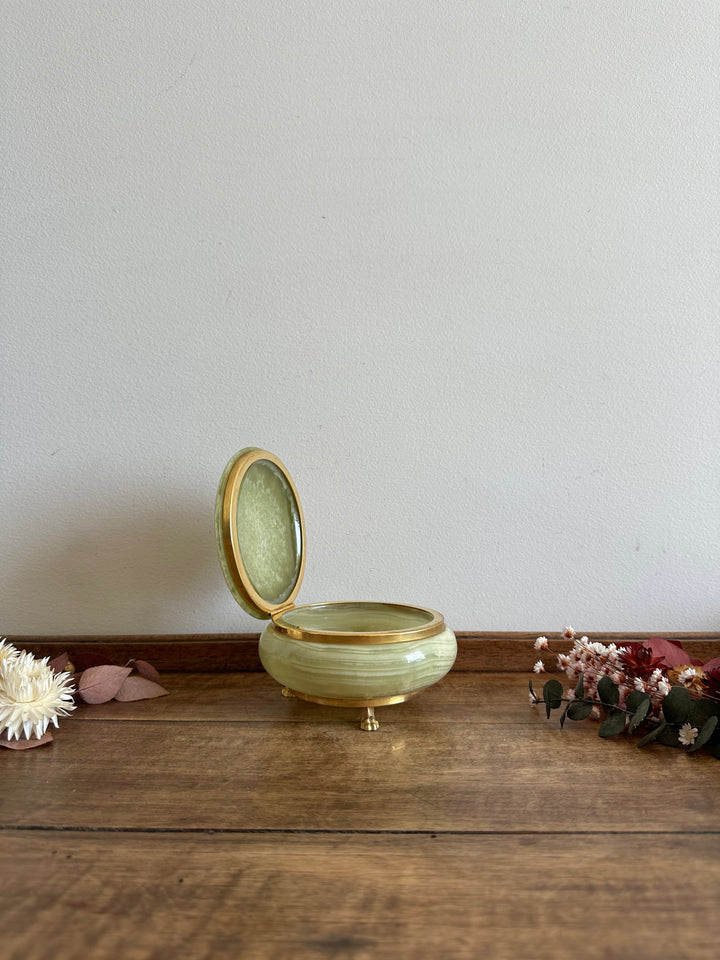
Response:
[2,2,719,635]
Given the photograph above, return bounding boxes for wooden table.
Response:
[3,640,720,959]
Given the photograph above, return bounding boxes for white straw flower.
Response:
[0,638,19,665]
[534,636,549,651]
[678,723,698,747]
[533,660,545,674]
[677,667,700,685]
[0,651,76,740]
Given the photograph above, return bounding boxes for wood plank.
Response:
[3,706,718,833]
[11,632,720,672]
[65,671,540,723]
[3,831,719,960]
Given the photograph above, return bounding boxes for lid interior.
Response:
[237,458,302,604]
[216,448,305,618]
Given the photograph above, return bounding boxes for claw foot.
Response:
[359,707,380,732]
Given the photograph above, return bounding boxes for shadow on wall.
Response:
[5,491,222,635]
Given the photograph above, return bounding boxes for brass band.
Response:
[270,602,446,645]
[283,689,424,708]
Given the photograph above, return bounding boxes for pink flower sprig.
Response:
[0,640,169,751]
[529,629,720,757]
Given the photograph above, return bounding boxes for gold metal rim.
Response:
[220,448,306,620]
[270,602,446,645]
[284,689,424,708]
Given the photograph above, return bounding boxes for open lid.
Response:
[215,447,306,620]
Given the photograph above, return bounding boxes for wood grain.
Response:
[3,831,719,960]
[2,674,718,834]
[3,666,719,960]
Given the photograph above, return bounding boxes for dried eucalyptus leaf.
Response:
[0,731,54,750]
[628,698,652,733]
[597,676,619,709]
[625,690,651,715]
[114,676,168,702]
[662,686,691,725]
[598,708,626,738]
[566,699,593,721]
[637,720,667,748]
[656,724,680,747]
[573,672,584,699]
[689,697,720,730]
[131,659,162,684]
[78,665,132,704]
[543,678,564,717]
[559,703,570,728]
[688,715,718,754]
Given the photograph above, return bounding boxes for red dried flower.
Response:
[619,643,666,680]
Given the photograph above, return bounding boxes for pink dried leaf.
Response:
[0,731,54,750]
[48,653,69,674]
[78,665,132,704]
[128,659,162,684]
[703,656,720,673]
[114,675,168,702]
[642,637,695,670]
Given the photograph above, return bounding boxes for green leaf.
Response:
[597,676,619,711]
[628,697,652,733]
[625,690,651,715]
[559,703,570,728]
[574,672,584,699]
[657,725,680,747]
[637,720,667,748]
[689,715,719,754]
[598,708,627,738]
[566,699,594,721]
[689,697,720,731]
[662,686,691,725]
[543,678,564,718]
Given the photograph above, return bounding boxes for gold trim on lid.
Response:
[219,448,306,620]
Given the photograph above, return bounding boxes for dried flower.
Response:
[534,637,549,651]
[529,629,720,759]
[0,639,19,665]
[668,665,706,694]
[678,723,699,747]
[562,626,575,640]
[620,644,666,681]
[0,651,76,741]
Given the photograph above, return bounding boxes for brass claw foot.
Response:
[281,687,296,699]
[360,707,380,732]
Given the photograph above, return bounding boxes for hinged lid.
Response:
[215,447,306,620]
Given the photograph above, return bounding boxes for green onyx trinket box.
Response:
[215,448,457,730]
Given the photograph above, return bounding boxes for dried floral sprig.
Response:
[529,630,720,758]
[0,643,76,747]
[0,639,168,751]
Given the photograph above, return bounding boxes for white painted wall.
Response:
[2,2,719,635]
